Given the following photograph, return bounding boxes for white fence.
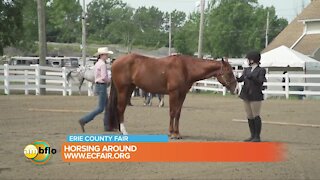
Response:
[1,64,320,99]
[192,72,320,99]
[0,64,93,96]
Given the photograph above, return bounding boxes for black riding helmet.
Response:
[246,50,261,63]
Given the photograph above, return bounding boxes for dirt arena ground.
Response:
[1,93,320,180]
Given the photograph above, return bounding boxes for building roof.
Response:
[298,0,320,21]
[263,0,320,56]
[294,34,320,55]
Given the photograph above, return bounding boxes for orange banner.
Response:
[61,142,285,162]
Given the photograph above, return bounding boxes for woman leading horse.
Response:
[107,54,238,139]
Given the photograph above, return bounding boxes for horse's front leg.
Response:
[91,83,95,95]
[174,93,187,139]
[168,92,179,139]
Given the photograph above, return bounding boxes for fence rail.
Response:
[1,64,320,99]
[192,72,320,99]
[0,64,94,96]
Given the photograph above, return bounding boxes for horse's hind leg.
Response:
[117,85,134,135]
[158,94,164,107]
[127,85,135,106]
[146,93,152,106]
[78,78,85,95]
[118,91,128,135]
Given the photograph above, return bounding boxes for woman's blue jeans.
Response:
[80,84,107,124]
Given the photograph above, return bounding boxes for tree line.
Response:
[0,0,288,57]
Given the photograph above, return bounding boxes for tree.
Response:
[174,12,200,55]
[206,0,257,57]
[104,6,137,52]
[174,0,288,57]
[205,0,288,57]
[132,6,166,47]
[19,0,38,54]
[0,0,24,55]
[86,0,128,43]
[46,0,82,43]
[163,10,186,48]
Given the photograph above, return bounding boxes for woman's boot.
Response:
[252,116,262,142]
[244,119,255,142]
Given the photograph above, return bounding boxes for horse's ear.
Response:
[221,57,224,62]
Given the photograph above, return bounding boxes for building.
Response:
[263,0,320,60]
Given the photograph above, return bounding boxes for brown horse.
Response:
[108,53,238,139]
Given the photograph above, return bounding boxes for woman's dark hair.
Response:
[246,50,261,63]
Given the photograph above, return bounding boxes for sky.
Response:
[81,0,311,23]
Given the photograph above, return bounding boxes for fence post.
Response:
[4,64,9,95]
[285,73,289,99]
[24,70,29,95]
[222,86,226,96]
[35,64,40,95]
[62,67,67,96]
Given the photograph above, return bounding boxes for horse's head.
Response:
[216,59,238,95]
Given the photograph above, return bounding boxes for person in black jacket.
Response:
[237,51,267,142]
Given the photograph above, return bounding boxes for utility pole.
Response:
[197,0,205,58]
[37,0,46,95]
[82,0,87,66]
[265,11,269,48]
[168,13,172,55]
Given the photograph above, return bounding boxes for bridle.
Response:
[217,61,237,89]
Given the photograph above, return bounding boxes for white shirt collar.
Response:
[251,64,258,72]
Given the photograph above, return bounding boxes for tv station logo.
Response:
[24,140,57,164]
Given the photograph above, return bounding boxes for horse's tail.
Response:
[107,78,120,130]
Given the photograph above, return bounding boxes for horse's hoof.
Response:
[170,134,182,139]
[121,132,128,135]
[104,128,118,132]
[170,136,182,140]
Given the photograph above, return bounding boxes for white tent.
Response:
[260,45,320,71]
